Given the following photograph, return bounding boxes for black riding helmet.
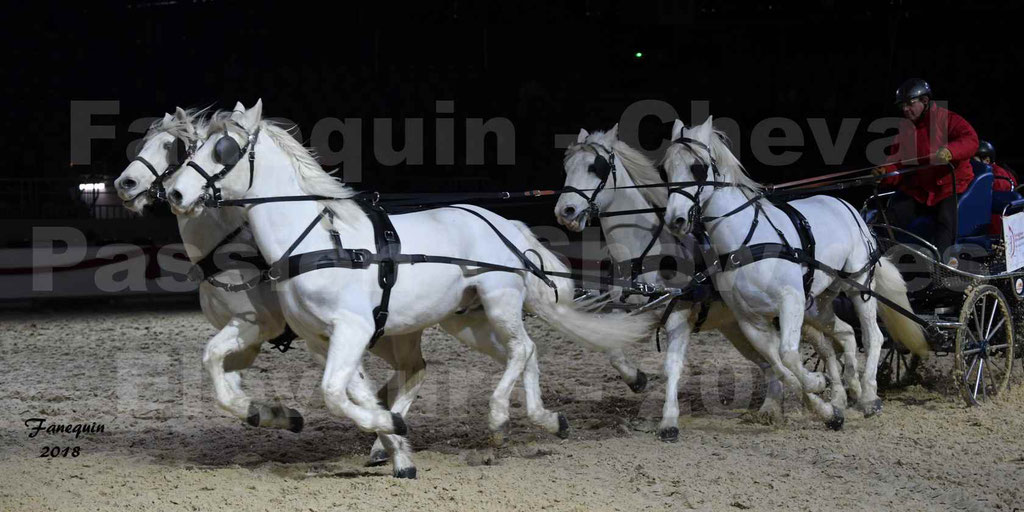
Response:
[894,78,932,104]
[976,140,996,161]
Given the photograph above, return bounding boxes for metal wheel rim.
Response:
[955,285,1015,406]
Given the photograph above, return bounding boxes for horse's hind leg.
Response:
[851,291,885,417]
[366,332,427,467]
[203,318,303,432]
[802,324,847,409]
[440,306,563,443]
[476,284,558,446]
[608,348,649,394]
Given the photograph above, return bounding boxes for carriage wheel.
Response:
[954,285,1015,406]
[877,339,920,390]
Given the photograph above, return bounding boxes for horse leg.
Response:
[344,354,417,478]
[608,348,649,394]
[657,306,694,442]
[321,310,410,477]
[830,317,863,403]
[202,318,304,432]
[717,322,785,425]
[802,324,847,410]
[851,292,885,417]
[777,293,843,430]
[477,286,541,446]
[441,305,564,443]
[366,332,427,467]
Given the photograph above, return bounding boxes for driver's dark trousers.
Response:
[886,193,958,254]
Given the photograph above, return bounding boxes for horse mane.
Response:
[564,131,668,208]
[611,139,667,208]
[663,127,763,195]
[143,107,211,143]
[208,111,363,224]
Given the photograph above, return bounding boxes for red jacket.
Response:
[992,163,1017,192]
[879,103,979,206]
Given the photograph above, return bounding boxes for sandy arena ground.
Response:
[2,304,1023,511]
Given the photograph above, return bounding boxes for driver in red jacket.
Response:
[872,78,980,252]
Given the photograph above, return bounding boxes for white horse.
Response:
[115,106,432,466]
[556,125,858,438]
[163,100,654,478]
[662,117,928,425]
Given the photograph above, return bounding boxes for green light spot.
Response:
[634,51,643,58]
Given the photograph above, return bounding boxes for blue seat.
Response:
[896,163,993,249]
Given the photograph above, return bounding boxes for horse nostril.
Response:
[119,178,137,191]
[563,205,576,217]
[672,216,687,228]
[168,190,183,205]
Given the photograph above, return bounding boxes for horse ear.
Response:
[671,119,684,140]
[241,99,262,129]
[162,113,174,123]
[699,115,714,140]
[577,128,589,144]
[174,107,188,121]
[608,123,619,140]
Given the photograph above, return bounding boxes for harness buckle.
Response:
[695,272,708,284]
[729,253,743,266]
[264,266,282,282]
[384,230,397,242]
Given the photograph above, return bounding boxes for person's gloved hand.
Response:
[872,166,889,176]
[936,147,953,163]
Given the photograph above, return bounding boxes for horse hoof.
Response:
[366,450,389,467]
[287,411,304,433]
[556,414,570,439]
[391,412,408,436]
[245,403,261,428]
[863,398,883,418]
[490,422,511,447]
[658,427,679,443]
[393,467,417,479]
[628,370,649,394]
[825,408,845,431]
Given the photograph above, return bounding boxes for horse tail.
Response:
[872,256,930,358]
[510,221,656,351]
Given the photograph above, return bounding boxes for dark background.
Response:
[2,0,1022,230]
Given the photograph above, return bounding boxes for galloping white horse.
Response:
[662,117,928,425]
[115,106,439,466]
[555,125,857,438]
[163,100,653,478]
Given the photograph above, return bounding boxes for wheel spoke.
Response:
[973,358,985,400]
[985,295,998,340]
[985,318,1006,344]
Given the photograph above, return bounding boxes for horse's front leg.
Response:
[365,332,428,467]
[321,309,413,478]
[777,290,844,430]
[716,322,784,425]
[657,305,694,442]
[202,318,304,432]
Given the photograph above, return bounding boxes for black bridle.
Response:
[129,136,198,201]
[182,122,261,207]
[563,143,618,220]
[666,136,723,230]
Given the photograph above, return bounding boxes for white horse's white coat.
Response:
[115,107,431,463]
[662,117,926,423]
[163,100,654,477]
[554,126,854,436]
